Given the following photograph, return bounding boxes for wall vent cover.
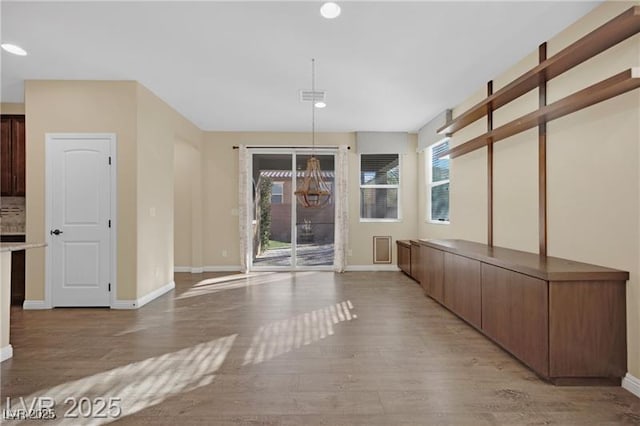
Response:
[299,90,326,102]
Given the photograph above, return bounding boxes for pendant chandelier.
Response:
[295,58,332,208]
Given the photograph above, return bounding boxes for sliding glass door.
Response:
[251,150,335,270]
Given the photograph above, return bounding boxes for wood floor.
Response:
[2,271,640,425]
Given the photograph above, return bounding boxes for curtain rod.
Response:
[232,145,350,150]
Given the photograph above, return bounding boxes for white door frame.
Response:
[248,147,337,272]
[44,133,117,308]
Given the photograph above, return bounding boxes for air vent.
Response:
[299,90,326,102]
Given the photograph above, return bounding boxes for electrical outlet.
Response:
[149,207,156,217]
[348,249,353,257]
[222,250,228,258]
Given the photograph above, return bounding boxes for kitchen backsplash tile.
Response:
[1,197,25,234]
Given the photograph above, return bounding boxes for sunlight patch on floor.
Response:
[176,272,316,300]
[242,300,357,366]
[5,334,237,425]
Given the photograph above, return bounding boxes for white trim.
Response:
[174,266,205,273]
[622,373,640,399]
[203,265,242,272]
[427,139,450,223]
[358,153,402,221]
[427,219,451,225]
[345,265,400,272]
[23,300,51,310]
[112,281,175,310]
[0,344,13,362]
[247,149,339,272]
[45,133,117,309]
[110,300,138,309]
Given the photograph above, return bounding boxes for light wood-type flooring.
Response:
[2,271,640,425]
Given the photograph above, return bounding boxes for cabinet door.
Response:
[397,244,409,275]
[1,118,12,196]
[444,253,481,328]
[481,263,549,377]
[424,246,444,302]
[12,117,25,196]
[410,243,420,281]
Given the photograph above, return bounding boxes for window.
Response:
[271,182,284,204]
[428,140,450,223]
[360,154,400,220]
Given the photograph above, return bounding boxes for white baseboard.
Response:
[203,265,241,272]
[111,281,175,310]
[622,373,640,399]
[174,266,239,273]
[23,300,51,310]
[345,265,400,272]
[0,344,13,362]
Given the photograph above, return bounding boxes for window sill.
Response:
[426,220,450,225]
[360,218,402,223]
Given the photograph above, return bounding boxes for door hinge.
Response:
[108,283,111,292]
[108,219,111,228]
[108,156,112,165]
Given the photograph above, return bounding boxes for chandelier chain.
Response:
[311,58,316,154]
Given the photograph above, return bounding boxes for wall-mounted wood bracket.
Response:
[437,6,640,136]
[487,81,494,247]
[443,68,640,159]
[539,43,548,257]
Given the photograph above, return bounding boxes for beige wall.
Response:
[24,81,201,302]
[1,103,25,115]
[174,140,194,267]
[194,132,418,268]
[418,0,640,378]
[174,137,204,270]
[135,85,202,296]
[25,80,139,300]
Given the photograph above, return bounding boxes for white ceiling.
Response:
[1,1,601,132]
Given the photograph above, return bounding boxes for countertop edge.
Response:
[419,239,629,282]
[0,242,47,253]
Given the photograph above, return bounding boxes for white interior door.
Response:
[48,135,112,307]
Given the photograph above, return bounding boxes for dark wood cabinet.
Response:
[410,240,420,283]
[397,240,411,277]
[443,252,481,329]
[1,115,26,197]
[421,239,628,385]
[549,281,626,380]
[424,246,444,303]
[1,234,26,305]
[397,240,422,283]
[482,263,549,376]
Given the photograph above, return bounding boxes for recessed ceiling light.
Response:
[320,2,341,19]
[314,101,327,109]
[1,43,27,56]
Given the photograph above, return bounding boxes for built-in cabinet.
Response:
[422,246,444,303]
[443,252,481,329]
[481,263,549,376]
[1,115,26,196]
[396,240,422,283]
[397,240,411,277]
[419,239,628,385]
[1,234,26,305]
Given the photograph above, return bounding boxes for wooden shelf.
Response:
[437,6,640,136]
[444,68,640,159]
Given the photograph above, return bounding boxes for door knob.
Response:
[50,229,63,235]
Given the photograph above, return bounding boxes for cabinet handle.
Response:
[13,175,17,192]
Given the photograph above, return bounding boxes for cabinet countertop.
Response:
[420,239,629,282]
[0,242,46,252]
